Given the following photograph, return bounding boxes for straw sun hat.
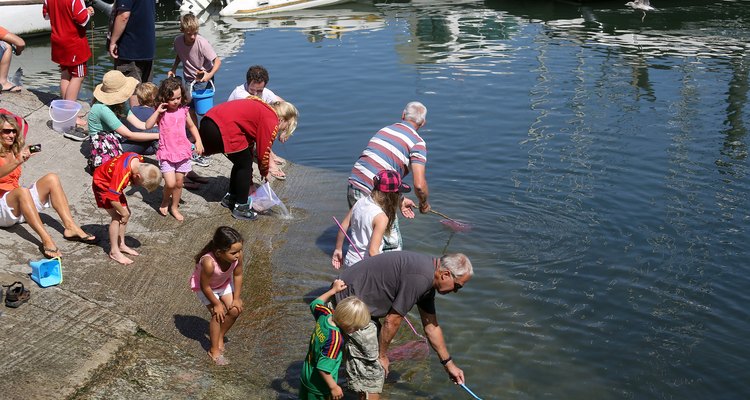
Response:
[93,70,139,105]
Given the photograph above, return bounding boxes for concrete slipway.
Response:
[0,89,353,399]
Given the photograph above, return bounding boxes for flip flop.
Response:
[1,85,22,94]
[269,168,286,180]
[63,234,98,244]
[40,246,61,259]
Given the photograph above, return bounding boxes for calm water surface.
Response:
[19,0,749,398]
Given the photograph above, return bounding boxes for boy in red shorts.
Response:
[42,0,95,135]
[92,152,161,265]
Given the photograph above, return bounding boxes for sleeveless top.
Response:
[190,252,238,292]
[345,195,387,267]
[0,155,22,196]
[157,106,193,163]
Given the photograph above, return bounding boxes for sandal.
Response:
[4,281,30,308]
[63,233,97,244]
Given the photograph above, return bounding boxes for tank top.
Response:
[345,195,387,267]
[189,252,238,292]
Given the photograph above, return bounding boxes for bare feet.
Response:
[171,207,184,221]
[158,206,169,216]
[120,245,140,256]
[109,252,134,265]
[208,351,229,366]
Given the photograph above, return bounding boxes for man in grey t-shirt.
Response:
[335,251,473,399]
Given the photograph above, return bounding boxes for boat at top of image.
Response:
[0,0,48,36]
[218,0,352,17]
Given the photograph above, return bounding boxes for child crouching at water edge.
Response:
[92,152,161,265]
[190,226,244,366]
[300,279,370,400]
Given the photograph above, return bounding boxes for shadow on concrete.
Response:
[174,314,211,351]
[270,360,303,400]
[27,89,59,107]
[315,224,342,259]
[302,285,330,304]
[3,224,41,250]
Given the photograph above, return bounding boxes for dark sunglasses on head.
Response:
[1,128,18,134]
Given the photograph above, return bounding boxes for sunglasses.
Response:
[449,271,463,292]
[1,128,18,134]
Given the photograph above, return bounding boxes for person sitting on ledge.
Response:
[0,113,96,258]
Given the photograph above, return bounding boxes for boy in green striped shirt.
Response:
[300,279,370,399]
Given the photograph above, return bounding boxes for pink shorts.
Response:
[159,158,192,174]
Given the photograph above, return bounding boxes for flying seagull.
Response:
[625,0,655,22]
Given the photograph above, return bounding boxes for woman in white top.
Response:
[332,170,413,268]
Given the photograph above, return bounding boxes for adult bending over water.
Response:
[198,98,297,220]
[334,251,472,399]
[0,114,95,258]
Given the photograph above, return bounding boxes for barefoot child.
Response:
[155,77,203,221]
[299,279,370,400]
[92,152,162,265]
[190,226,244,366]
[332,170,415,269]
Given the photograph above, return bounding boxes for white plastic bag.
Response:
[250,182,281,211]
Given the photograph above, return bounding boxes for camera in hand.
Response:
[29,144,41,153]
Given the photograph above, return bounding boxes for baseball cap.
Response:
[373,170,411,193]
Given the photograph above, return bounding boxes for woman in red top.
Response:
[0,113,95,258]
[198,98,297,220]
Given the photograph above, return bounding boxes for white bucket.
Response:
[49,100,82,133]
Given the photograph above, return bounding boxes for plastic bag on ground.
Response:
[250,182,281,211]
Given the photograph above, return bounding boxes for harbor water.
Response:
[15,0,750,398]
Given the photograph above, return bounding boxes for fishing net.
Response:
[386,317,430,361]
[440,219,473,232]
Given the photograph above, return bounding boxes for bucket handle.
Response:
[190,79,215,93]
[48,102,81,124]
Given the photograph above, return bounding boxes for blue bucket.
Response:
[191,80,215,115]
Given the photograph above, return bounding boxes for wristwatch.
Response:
[440,356,452,366]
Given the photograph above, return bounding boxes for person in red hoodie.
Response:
[43,0,94,131]
[197,98,297,220]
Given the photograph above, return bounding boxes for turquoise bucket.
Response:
[191,80,215,115]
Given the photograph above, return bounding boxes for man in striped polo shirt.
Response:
[347,101,431,251]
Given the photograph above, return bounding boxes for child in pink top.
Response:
[190,226,244,366]
[155,77,203,221]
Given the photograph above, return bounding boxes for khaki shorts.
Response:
[345,321,384,394]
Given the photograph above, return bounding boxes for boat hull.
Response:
[1,2,49,36]
[220,0,351,17]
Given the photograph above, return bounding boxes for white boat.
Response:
[219,0,351,17]
[0,0,49,36]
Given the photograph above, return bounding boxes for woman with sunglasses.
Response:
[0,113,96,258]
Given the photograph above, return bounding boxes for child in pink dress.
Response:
[156,77,204,221]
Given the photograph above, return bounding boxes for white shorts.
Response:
[195,282,234,306]
[0,184,50,227]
